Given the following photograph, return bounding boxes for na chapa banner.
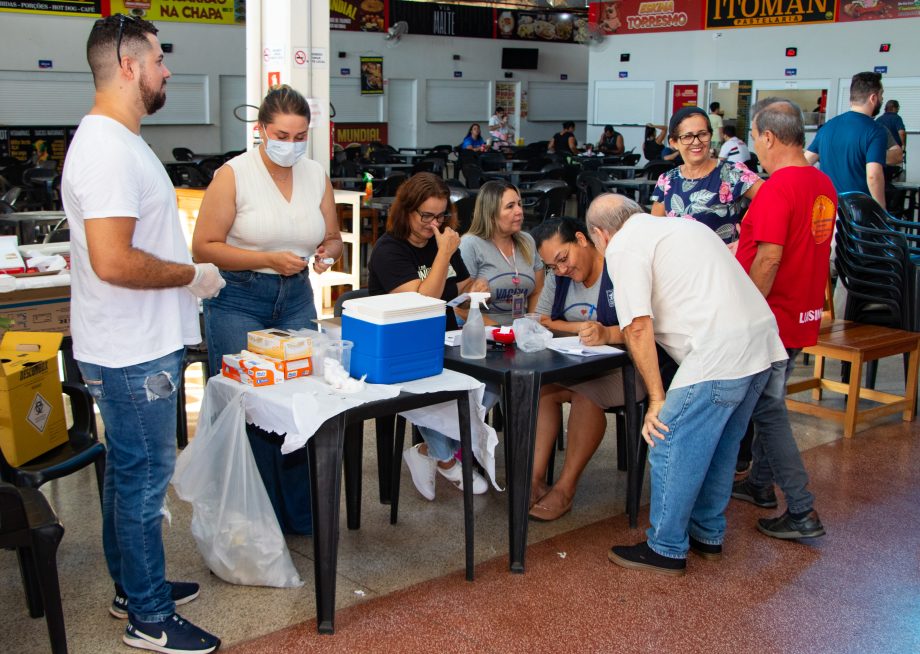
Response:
[108,0,244,24]
[836,0,920,21]
[706,0,836,28]
[0,0,104,16]
[360,56,383,95]
[588,1,702,35]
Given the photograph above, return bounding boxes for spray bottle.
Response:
[362,172,374,206]
[461,292,490,359]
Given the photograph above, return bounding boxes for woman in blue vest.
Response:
[528,217,676,521]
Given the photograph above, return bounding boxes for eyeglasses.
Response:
[417,211,451,224]
[545,247,571,272]
[676,131,712,145]
[93,14,139,66]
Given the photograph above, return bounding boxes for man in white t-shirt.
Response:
[717,125,750,164]
[586,194,785,576]
[61,15,223,653]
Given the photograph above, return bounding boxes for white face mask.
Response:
[264,136,307,167]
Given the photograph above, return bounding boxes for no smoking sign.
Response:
[294,50,307,66]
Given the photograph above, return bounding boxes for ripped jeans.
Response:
[78,349,184,623]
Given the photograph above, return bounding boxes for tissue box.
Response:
[247,329,312,361]
[221,353,284,387]
[342,292,445,384]
[0,331,68,466]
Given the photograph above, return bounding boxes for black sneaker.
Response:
[757,511,826,540]
[124,613,220,653]
[688,535,722,561]
[731,477,778,509]
[111,582,201,619]
[608,541,686,576]
[735,459,751,474]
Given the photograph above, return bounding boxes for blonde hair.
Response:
[467,181,535,265]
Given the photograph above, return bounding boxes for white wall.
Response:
[330,31,590,147]
[0,13,245,160]
[587,19,920,178]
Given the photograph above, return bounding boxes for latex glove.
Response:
[186,263,226,299]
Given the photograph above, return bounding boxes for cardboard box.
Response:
[0,285,70,338]
[247,329,312,361]
[221,353,284,387]
[0,331,67,466]
[261,353,313,380]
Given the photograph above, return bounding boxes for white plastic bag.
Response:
[173,389,303,588]
[512,316,553,352]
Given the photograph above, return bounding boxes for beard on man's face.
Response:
[139,72,166,115]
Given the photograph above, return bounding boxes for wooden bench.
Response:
[786,320,920,438]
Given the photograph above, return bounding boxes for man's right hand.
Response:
[642,398,669,447]
[186,263,226,299]
[433,226,461,257]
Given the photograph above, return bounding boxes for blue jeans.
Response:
[417,384,500,461]
[748,351,815,514]
[78,349,184,622]
[204,269,316,535]
[647,369,770,559]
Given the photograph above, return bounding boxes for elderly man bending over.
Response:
[586,195,786,576]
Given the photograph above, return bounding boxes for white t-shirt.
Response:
[62,115,200,368]
[719,136,750,163]
[606,214,785,389]
[226,148,327,274]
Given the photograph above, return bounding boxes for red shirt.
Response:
[736,165,836,348]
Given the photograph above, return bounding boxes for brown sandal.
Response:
[528,487,573,522]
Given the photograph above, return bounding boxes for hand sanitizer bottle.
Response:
[461,292,490,359]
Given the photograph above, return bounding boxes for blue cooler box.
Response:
[341,292,446,384]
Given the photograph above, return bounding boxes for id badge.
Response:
[511,294,526,320]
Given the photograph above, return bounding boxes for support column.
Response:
[246,0,331,173]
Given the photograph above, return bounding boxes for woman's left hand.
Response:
[312,245,334,274]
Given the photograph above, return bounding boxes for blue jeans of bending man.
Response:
[647,368,771,559]
[747,350,815,514]
[78,349,184,623]
[204,269,316,534]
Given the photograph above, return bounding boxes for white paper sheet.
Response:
[548,336,624,357]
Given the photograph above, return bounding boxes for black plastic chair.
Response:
[461,163,484,190]
[530,179,570,218]
[454,196,476,234]
[642,160,677,181]
[480,152,507,172]
[0,482,67,654]
[333,288,370,318]
[575,171,607,220]
[196,156,224,182]
[0,383,105,511]
[172,147,195,162]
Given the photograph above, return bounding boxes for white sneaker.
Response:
[403,444,437,501]
[437,461,489,495]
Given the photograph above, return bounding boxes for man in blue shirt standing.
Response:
[877,99,906,148]
[805,71,888,209]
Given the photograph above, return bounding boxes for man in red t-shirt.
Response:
[732,98,835,540]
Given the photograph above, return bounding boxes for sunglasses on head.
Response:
[93,13,141,66]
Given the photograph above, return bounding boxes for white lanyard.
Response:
[495,240,520,286]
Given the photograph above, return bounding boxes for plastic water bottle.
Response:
[461,292,489,359]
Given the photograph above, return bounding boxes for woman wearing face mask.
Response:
[192,85,342,535]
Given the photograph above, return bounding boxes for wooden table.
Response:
[442,343,639,573]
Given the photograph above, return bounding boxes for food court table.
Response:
[185,371,496,634]
[442,343,640,573]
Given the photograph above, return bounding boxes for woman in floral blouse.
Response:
[650,106,762,243]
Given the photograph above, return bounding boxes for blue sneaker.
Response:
[111,582,200,619]
[124,613,220,653]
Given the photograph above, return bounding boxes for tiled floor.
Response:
[2,355,918,653]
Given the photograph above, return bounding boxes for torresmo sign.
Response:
[706,0,836,28]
